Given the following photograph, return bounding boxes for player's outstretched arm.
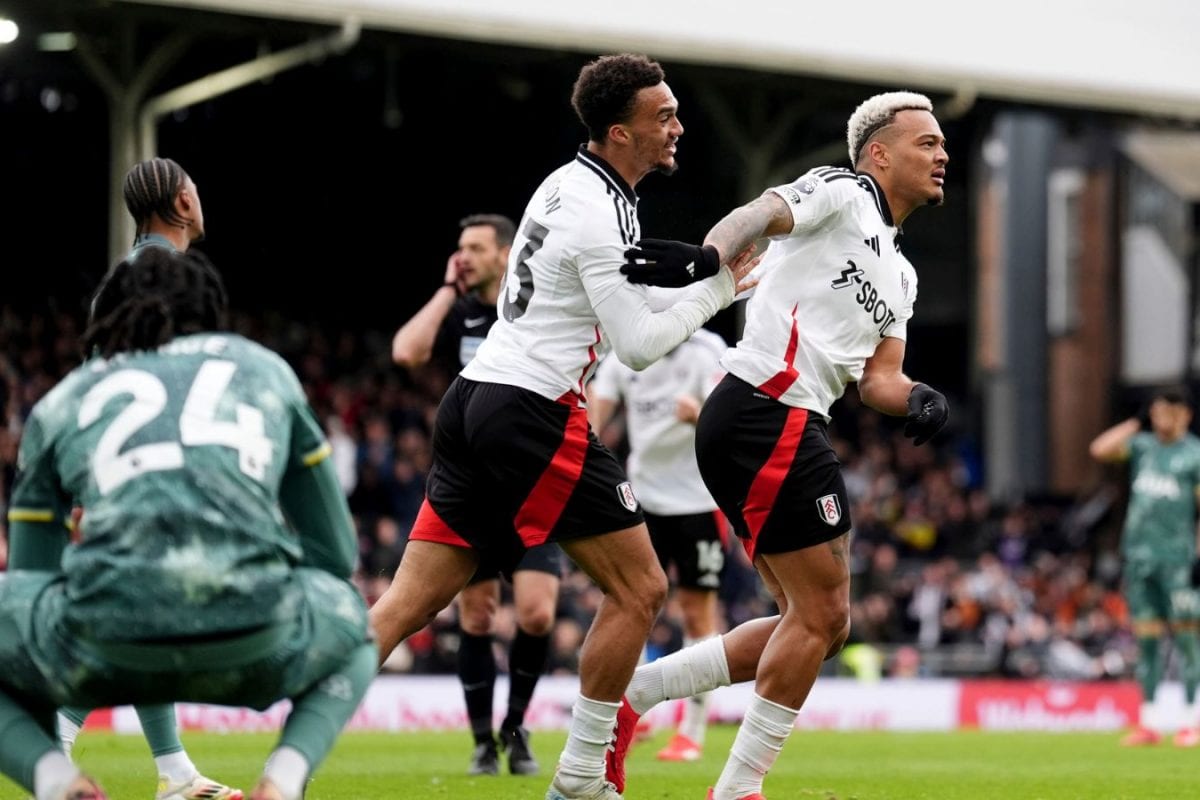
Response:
[703,191,794,265]
[1088,417,1140,463]
[620,191,787,289]
[593,271,734,370]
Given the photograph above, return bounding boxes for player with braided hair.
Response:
[54,160,237,800]
[122,157,206,254]
[3,247,375,800]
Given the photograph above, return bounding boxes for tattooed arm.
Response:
[703,191,795,264]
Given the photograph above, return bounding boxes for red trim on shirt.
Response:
[758,303,801,399]
[410,499,472,548]
[576,325,603,398]
[740,407,808,560]
[513,405,590,546]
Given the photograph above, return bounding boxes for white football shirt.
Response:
[721,168,918,417]
[463,147,735,403]
[589,329,726,515]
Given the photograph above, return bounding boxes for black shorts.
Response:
[695,375,851,560]
[645,511,728,591]
[412,377,643,574]
[468,542,565,586]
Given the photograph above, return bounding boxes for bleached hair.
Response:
[847,91,933,166]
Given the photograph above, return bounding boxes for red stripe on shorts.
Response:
[410,498,471,548]
[740,407,808,560]
[513,401,590,547]
[758,303,801,399]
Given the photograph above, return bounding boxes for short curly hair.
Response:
[846,91,933,167]
[571,53,665,143]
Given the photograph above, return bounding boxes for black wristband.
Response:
[443,281,461,296]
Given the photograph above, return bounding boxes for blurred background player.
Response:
[1090,386,1200,747]
[392,213,562,776]
[2,248,376,800]
[588,328,729,763]
[611,90,952,799]
[57,156,240,800]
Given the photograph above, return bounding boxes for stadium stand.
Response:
[0,301,1140,684]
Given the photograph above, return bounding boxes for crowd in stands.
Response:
[0,302,1142,683]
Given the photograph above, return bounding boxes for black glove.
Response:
[1191,557,1200,588]
[621,239,720,288]
[904,383,949,446]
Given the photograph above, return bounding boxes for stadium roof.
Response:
[1123,130,1200,201]
[124,0,1200,121]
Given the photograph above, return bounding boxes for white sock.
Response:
[1140,701,1156,730]
[34,751,79,800]
[56,713,81,760]
[263,746,310,800]
[553,696,619,795]
[1189,700,1200,728]
[155,750,198,784]
[626,634,730,715]
[678,636,715,745]
[679,691,713,745]
[712,693,798,800]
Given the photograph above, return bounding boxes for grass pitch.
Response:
[2,726,1195,799]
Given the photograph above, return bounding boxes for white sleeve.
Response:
[767,170,844,237]
[582,245,736,371]
[888,264,918,342]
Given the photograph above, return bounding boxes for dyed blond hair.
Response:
[847,91,933,167]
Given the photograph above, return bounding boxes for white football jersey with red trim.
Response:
[463,147,641,402]
[721,168,918,417]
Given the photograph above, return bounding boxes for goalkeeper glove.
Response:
[904,383,949,446]
[621,239,720,288]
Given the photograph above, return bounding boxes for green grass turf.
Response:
[3,726,1197,799]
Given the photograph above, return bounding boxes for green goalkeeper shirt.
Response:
[7,333,356,641]
[1123,431,1200,564]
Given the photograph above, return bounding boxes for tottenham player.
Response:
[59,157,243,800]
[367,53,756,800]
[588,329,728,763]
[1090,388,1200,747]
[609,91,952,800]
[392,213,564,776]
[1,249,375,800]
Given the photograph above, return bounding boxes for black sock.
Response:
[503,630,550,732]
[458,632,496,745]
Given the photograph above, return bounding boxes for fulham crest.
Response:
[815,494,842,526]
[616,481,640,512]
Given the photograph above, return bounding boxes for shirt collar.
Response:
[131,233,178,255]
[855,172,896,229]
[576,145,638,205]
